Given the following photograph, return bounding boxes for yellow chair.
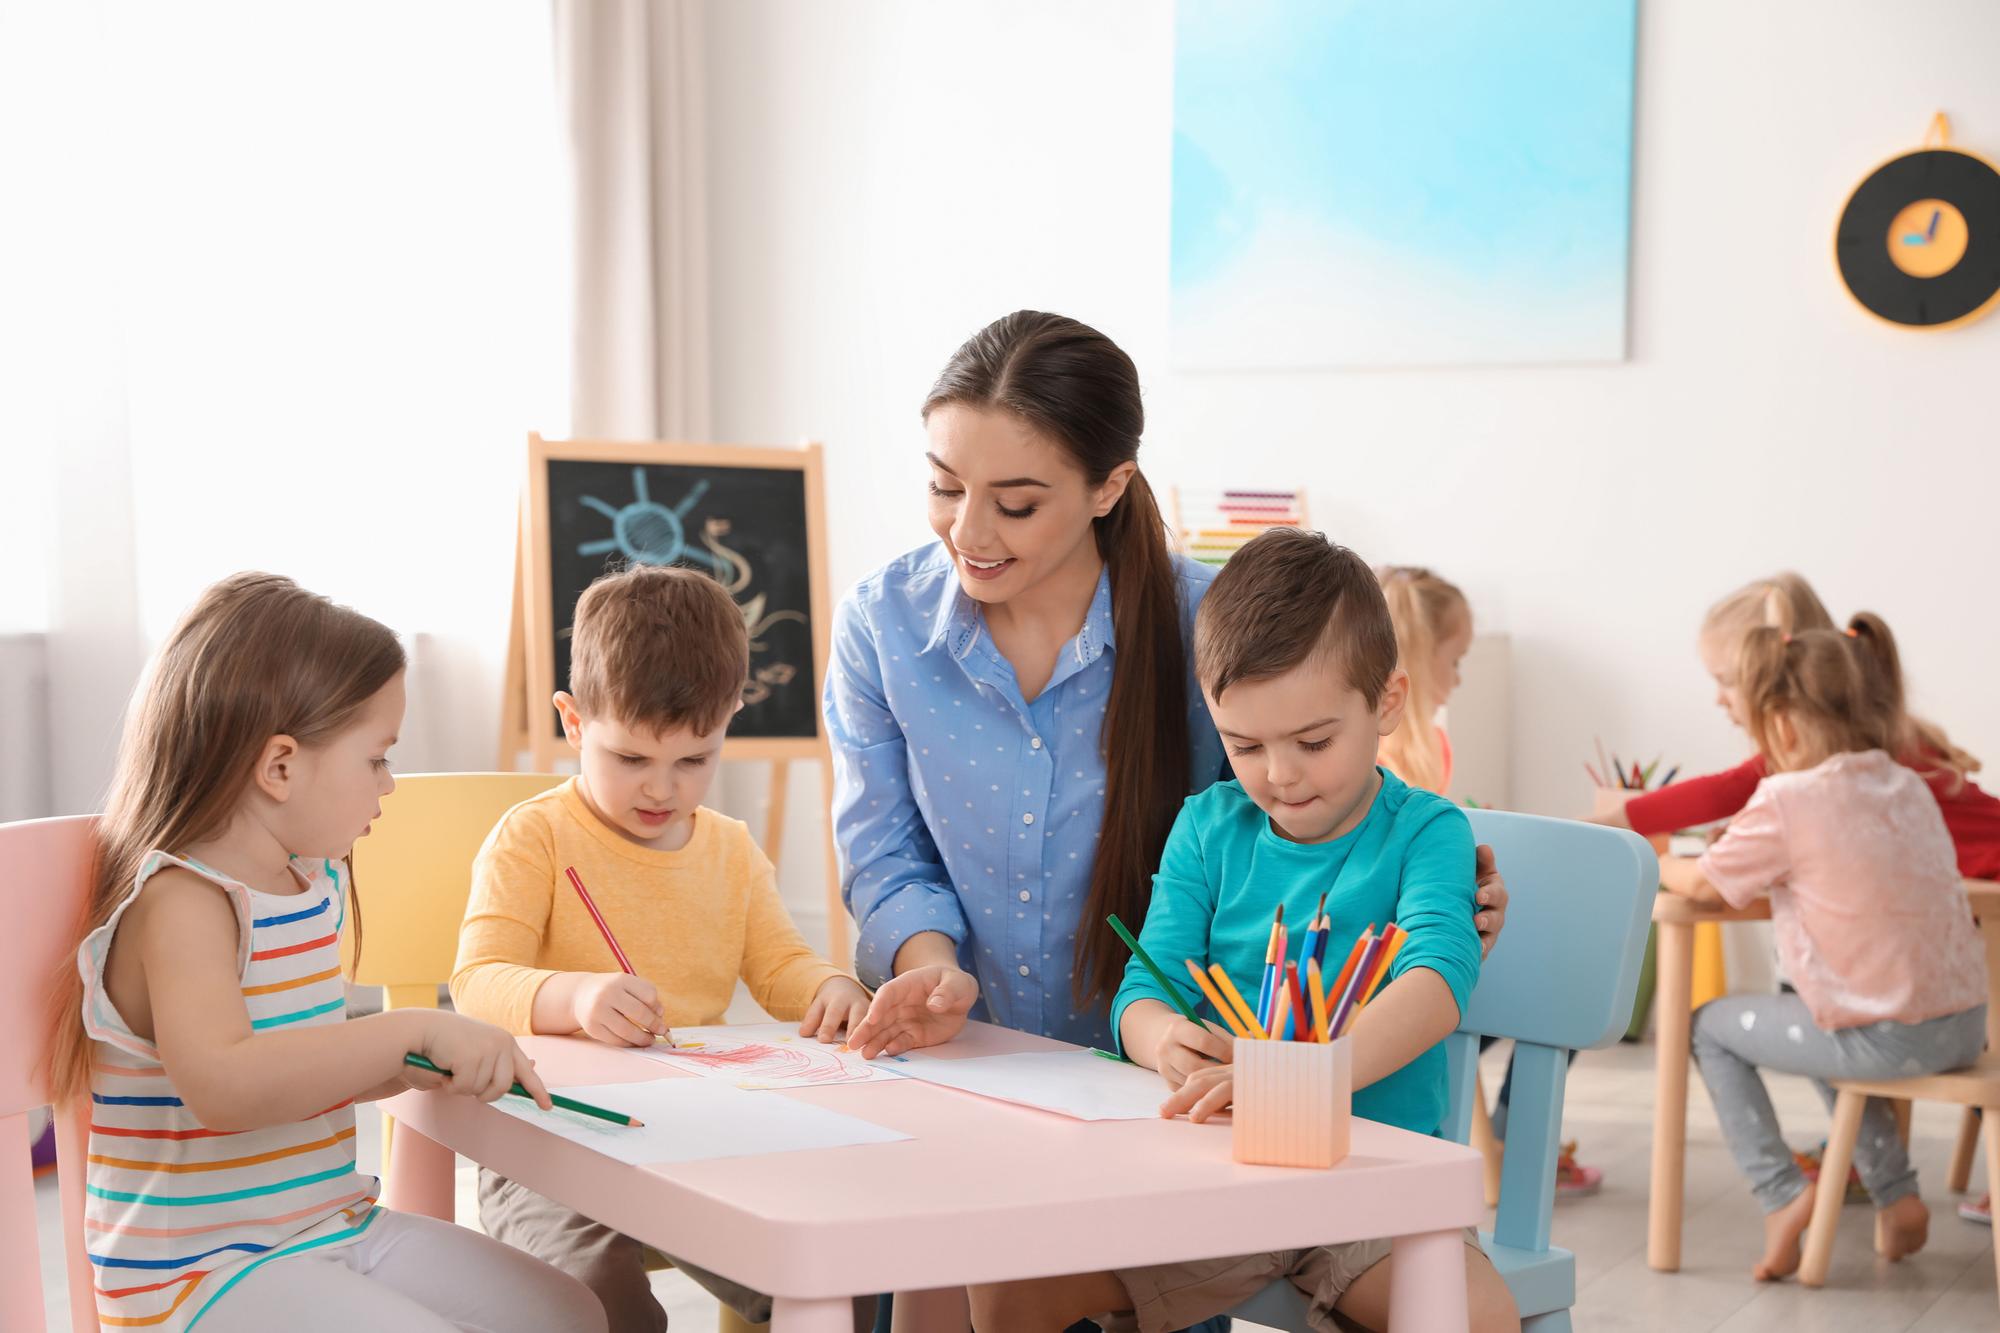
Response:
[346,773,761,1333]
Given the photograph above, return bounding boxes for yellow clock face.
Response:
[1886,198,1968,278]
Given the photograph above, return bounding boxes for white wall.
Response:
[702,0,2000,835]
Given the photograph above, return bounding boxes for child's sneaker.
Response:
[1555,1141,1602,1198]
[1959,1193,1992,1225]
[1794,1142,1869,1204]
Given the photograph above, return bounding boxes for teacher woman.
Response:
[834,310,1507,1062]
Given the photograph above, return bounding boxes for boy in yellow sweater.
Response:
[451,564,872,1332]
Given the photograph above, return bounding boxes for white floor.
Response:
[36,1039,1999,1330]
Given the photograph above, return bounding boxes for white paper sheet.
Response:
[641,1022,912,1090]
[489,1077,910,1165]
[892,1050,1171,1121]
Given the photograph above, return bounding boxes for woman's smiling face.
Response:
[923,402,1130,606]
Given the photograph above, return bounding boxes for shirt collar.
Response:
[922,562,1119,668]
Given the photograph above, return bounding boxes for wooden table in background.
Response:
[1647,881,2000,1272]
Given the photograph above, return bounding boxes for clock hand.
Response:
[1927,207,1941,240]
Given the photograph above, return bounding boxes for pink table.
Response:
[381,1023,1482,1331]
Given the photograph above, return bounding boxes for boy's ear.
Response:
[252,735,301,804]
[552,692,586,750]
[1374,667,1411,739]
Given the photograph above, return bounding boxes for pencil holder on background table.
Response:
[1232,1034,1352,1169]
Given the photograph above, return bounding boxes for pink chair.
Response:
[1,815,102,1331]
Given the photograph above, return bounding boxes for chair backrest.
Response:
[1444,810,1656,1258]
[0,814,103,1332]
[344,773,565,991]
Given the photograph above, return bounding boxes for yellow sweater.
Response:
[450,779,846,1034]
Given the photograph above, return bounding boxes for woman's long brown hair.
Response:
[47,573,404,1104]
[924,311,1190,1009]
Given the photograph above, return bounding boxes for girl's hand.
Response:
[847,965,980,1059]
[1149,1017,1232,1090]
[417,1013,552,1109]
[800,976,873,1044]
[572,972,667,1048]
[1591,786,1638,827]
[1473,844,1508,959]
[1161,1064,1234,1123]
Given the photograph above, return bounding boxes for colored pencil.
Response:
[1256,905,1285,1029]
[1284,962,1308,1042]
[1594,736,1612,790]
[1268,982,1292,1047]
[1357,925,1408,1009]
[403,1054,642,1127]
[1208,964,1267,1039]
[564,866,672,1046]
[1307,957,1330,1043]
[1658,766,1680,788]
[1641,755,1661,787]
[1610,754,1627,789]
[1329,930,1388,1038]
[1585,762,1605,787]
[1185,959,1250,1039]
[1324,928,1373,1018]
[1106,914,1205,1029]
[1631,761,1643,789]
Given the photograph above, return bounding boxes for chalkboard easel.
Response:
[500,434,846,964]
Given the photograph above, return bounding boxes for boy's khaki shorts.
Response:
[1099,1229,1481,1333]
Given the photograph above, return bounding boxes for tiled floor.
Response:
[37,1038,1998,1329]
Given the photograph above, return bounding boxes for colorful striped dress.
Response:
[78,851,381,1331]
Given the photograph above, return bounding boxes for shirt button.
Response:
[1031,736,1043,749]
[1022,813,1035,825]
[1018,965,1031,977]
[1018,890,1031,902]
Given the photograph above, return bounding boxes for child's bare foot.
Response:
[1875,1194,1929,1261]
[1755,1182,1817,1281]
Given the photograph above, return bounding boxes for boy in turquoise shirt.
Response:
[970,529,1516,1333]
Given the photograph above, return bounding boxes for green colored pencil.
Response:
[1107,913,1206,1027]
[402,1054,643,1128]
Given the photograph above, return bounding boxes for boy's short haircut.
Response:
[1194,528,1399,706]
[568,564,748,735]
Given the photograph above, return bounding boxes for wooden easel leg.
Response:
[822,751,848,969]
[765,759,790,870]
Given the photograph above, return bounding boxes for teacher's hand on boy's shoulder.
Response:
[571,971,668,1048]
[1473,844,1508,958]
[799,975,874,1045]
[1161,1063,1234,1124]
[847,964,980,1060]
[1151,1016,1232,1091]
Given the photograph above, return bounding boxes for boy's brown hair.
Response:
[1195,528,1399,705]
[568,564,747,735]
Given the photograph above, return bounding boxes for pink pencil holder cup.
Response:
[1231,1035,1352,1168]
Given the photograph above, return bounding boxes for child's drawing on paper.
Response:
[644,1024,907,1091]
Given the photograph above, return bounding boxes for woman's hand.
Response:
[571,972,668,1048]
[846,965,980,1059]
[1149,1016,1232,1090]
[1161,1064,1234,1123]
[1473,844,1508,959]
[799,976,874,1044]
[416,1012,551,1109]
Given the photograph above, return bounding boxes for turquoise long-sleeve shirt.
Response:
[1111,768,1480,1136]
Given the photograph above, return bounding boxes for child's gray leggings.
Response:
[1691,993,1986,1213]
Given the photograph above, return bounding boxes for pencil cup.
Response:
[1231,1036,1351,1169]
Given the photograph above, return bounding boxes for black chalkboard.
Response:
[542,456,819,744]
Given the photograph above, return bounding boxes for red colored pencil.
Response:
[1284,962,1308,1042]
[565,865,636,974]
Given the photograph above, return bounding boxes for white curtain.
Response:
[8,1,569,814]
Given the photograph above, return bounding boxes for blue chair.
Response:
[1227,811,1656,1332]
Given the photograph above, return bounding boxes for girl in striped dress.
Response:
[50,573,605,1333]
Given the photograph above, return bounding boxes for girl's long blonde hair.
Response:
[47,573,404,1105]
[1704,573,1978,790]
[1376,566,1470,795]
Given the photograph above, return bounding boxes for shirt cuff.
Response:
[852,882,968,989]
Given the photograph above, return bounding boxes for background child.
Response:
[50,573,602,1333]
[1658,616,1988,1283]
[1377,564,1601,1198]
[966,530,1516,1333]
[451,564,873,1332]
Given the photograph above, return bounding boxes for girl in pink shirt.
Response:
[1658,614,1987,1285]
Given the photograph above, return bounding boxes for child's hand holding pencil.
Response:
[572,972,671,1048]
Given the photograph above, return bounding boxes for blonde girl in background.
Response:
[1376,565,1602,1198]
[49,573,604,1333]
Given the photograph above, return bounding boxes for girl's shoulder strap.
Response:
[75,852,257,1057]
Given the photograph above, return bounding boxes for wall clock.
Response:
[1835,114,2000,330]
